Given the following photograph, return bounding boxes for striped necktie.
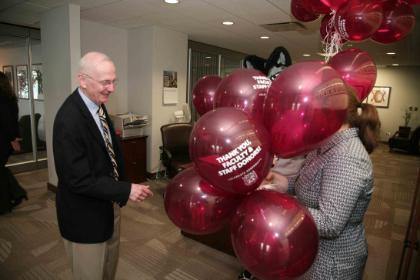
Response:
[98,106,119,180]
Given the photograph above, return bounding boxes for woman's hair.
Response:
[346,87,381,154]
[0,71,17,101]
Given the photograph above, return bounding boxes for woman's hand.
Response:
[257,171,289,193]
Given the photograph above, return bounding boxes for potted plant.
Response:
[399,107,418,138]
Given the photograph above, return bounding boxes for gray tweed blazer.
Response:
[289,128,373,279]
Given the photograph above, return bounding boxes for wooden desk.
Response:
[120,135,147,183]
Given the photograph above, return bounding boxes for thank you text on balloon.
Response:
[216,139,262,176]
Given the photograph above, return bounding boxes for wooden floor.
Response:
[0,143,419,280]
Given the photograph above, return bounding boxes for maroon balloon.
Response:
[335,0,384,41]
[291,0,320,22]
[405,0,420,5]
[328,48,377,102]
[192,75,222,116]
[310,0,331,14]
[321,0,348,10]
[371,1,415,44]
[231,190,319,280]
[164,168,243,235]
[190,107,273,194]
[264,61,348,158]
[214,69,271,124]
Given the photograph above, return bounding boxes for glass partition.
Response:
[0,23,46,170]
[187,41,247,122]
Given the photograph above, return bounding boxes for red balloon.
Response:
[192,75,222,116]
[231,190,319,280]
[335,0,384,41]
[328,48,377,102]
[310,0,331,14]
[321,0,349,10]
[214,69,271,124]
[264,61,348,158]
[291,0,320,22]
[405,0,420,5]
[190,107,273,194]
[164,168,243,235]
[371,1,415,44]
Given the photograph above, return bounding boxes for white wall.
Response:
[41,3,81,185]
[80,20,128,115]
[128,26,188,173]
[375,66,420,140]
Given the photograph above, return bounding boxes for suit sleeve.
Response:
[53,113,131,204]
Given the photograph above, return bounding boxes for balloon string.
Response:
[322,11,344,63]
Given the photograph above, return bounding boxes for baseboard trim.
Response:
[47,182,57,193]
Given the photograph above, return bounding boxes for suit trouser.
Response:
[63,206,121,280]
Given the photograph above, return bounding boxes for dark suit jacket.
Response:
[53,89,131,243]
[0,95,19,165]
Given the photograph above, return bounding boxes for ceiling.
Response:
[0,0,419,67]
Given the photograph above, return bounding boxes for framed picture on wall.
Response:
[16,64,29,99]
[163,70,178,105]
[366,86,391,108]
[2,65,14,91]
[32,63,44,100]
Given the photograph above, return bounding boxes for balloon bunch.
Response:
[166,41,381,277]
[292,0,417,57]
[164,3,386,277]
[167,63,346,278]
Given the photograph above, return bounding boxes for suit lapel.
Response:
[70,90,107,150]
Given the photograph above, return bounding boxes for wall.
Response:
[128,26,188,173]
[41,3,81,186]
[375,66,420,141]
[80,20,128,115]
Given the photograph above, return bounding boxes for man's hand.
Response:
[11,138,21,152]
[129,184,153,202]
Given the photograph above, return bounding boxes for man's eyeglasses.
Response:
[81,73,118,87]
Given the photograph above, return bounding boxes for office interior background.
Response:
[0,0,420,279]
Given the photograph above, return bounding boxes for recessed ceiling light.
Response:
[205,56,212,59]
[222,21,234,25]
[386,52,396,55]
[260,36,270,39]
[302,53,311,57]
[392,63,399,66]
[164,0,179,4]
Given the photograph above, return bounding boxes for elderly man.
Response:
[53,52,152,280]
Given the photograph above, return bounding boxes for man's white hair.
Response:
[79,51,113,74]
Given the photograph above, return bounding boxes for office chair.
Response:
[389,126,420,155]
[160,122,194,178]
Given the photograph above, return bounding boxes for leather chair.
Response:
[160,122,193,178]
[389,126,420,155]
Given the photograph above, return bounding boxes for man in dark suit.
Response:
[53,52,153,280]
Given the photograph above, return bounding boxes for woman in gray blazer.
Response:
[259,89,381,279]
